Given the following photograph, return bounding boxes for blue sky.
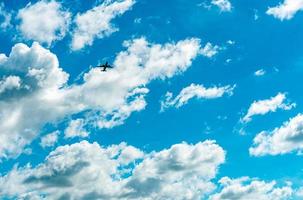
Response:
[1,0,303,199]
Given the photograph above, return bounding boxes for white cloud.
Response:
[0,140,225,200]
[226,40,235,45]
[241,93,295,123]
[72,37,202,127]
[17,0,71,45]
[0,37,202,159]
[71,0,135,50]
[211,0,232,12]
[0,42,70,159]
[0,76,21,94]
[209,176,293,200]
[134,17,142,24]
[40,131,59,148]
[0,3,12,29]
[64,119,88,138]
[95,92,148,129]
[200,42,220,58]
[160,83,234,111]
[266,0,303,20]
[254,69,266,76]
[249,114,303,156]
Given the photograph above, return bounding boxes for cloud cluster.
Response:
[241,93,295,123]
[210,176,293,200]
[2,0,134,48]
[0,37,202,159]
[161,83,234,111]
[250,114,303,156]
[267,0,303,20]
[0,140,225,200]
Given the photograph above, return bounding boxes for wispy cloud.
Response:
[161,84,235,111]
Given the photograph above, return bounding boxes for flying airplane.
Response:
[96,62,113,71]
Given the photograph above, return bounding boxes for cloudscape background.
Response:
[1,0,303,199]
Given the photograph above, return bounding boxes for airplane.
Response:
[96,62,113,71]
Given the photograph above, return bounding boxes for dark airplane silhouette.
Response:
[96,62,113,71]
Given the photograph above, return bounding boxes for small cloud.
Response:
[211,0,232,12]
[64,119,88,139]
[40,131,59,148]
[160,83,235,111]
[134,18,142,24]
[226,40,235,45]
[254,9,259,20]
[197,2,212,10]
[200,42,220,58]
[225,58,232,64]
[254,69,266,76]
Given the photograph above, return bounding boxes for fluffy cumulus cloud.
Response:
[249,114,303,156]
[241,93,295,123]
[71,0,135,50]
[0,140,225,200]
[211,0,232,12]
[0,76,21,94]
[0,42,70,159]
[160,83,234,111]
[209,176,293,200]
[266,0,303,20]
[0,37,203,159]
[17,0,71,45]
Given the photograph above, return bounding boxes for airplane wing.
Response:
[95,63,113,71]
